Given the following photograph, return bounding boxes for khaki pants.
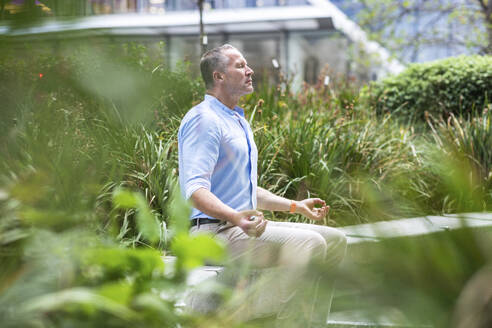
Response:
[190,220,347,325]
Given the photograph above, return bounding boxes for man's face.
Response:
[221,49,254,97]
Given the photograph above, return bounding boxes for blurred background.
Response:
[3,0,488,87]
[1,1,491,327]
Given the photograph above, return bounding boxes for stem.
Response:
[487,0,492,54]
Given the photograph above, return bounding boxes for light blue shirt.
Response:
[178,95,258,220]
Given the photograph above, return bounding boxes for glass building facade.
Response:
[80,0,355,87]
[88,0,310,15]
[1,0,399,86]
[84,0,474,64]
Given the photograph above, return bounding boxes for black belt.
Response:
[191,218,222,227]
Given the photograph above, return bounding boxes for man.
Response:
[178,44,346,325]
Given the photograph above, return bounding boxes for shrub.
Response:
[361,55,492,120]
[0,42,201,240]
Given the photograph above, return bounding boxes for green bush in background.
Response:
[361,55,492,120]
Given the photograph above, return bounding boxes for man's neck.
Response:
[207,90,239,110]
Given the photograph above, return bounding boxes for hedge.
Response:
[361,55,492,120]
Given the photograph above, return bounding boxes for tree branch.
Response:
[475,0,487,13]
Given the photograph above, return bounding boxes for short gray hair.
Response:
[200,44,237,90]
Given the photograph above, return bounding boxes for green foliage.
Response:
[0,178,224,328]
[423,109,492,212]
[238,68,492,225]
[336,227,492,328]
[0,41,201,240]
[167,183,192,237]
[245,83,415,224]
[81,247,164,285]
[113,188,161,244]
[361,55,492,120]
[1,39,492,328]
[0,41,225,328]
[171,233,226,271]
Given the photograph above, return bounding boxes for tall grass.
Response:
[244,79,491,225]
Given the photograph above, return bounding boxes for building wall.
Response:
[166,30,353,89]
[86,0,311,14]
[287,30,350,89]
[1,0,374,87]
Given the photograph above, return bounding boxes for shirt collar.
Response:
[205,94,245,118]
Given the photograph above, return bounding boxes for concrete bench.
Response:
[340,212,492,244]
[163,212,492,327]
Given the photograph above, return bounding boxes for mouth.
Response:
[246,80,252,85]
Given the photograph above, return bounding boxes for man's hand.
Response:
[233,210,267,237]
[296,198,330,221]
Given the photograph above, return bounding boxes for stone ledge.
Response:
[326,321,431,328]
[338,212,492,244]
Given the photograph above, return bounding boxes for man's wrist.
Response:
[289,200,298,214]
[227,211,242,226]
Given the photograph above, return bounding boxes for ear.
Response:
[213,71,223,82]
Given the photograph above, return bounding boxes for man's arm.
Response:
[257,187,330,221]
[191,188,267,237]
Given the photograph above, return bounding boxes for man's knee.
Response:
[306,233,328,261]
[325,230,347,265]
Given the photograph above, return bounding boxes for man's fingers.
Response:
[255,216,265,228]
[239,209,262,218]
[246,216,267,237]
[312,198,326,206]
[256,219,267,237]
[297,199,330,220]
[309,205,329,221]
[238,211,267,237]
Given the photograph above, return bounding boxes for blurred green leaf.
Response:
[97,281,133,305]
[19,208,77,230]
[82,247,164,282]
[167,184,191,236]
[9,171,50,206]
[112,188,138,209]
[171,232,225,270]
[22,287,138,322]
[135,194,160,244]
[112,188,161,243]
[132,293,177,324]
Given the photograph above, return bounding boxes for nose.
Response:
[246,65,254,76]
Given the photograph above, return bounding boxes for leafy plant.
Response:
[361,55,492,120]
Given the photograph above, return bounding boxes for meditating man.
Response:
[178,44,346,326]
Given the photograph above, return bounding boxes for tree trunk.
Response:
[198,0,207,55]
[0,0,5,21]
[476,0,492,54]
[488,24,492,54]
[487,4,492,54]
[26,0,35,10]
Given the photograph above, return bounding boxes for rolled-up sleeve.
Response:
[178,112,221,200]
